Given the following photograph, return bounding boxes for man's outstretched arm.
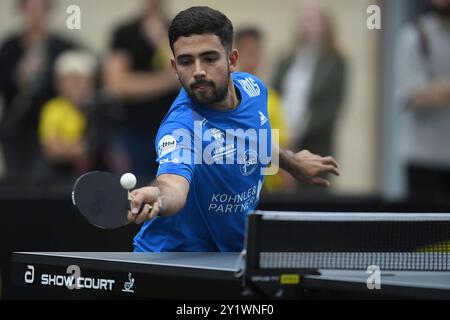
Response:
[127,174,190,225]
[277,146,341,187]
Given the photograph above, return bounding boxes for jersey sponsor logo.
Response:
[212,144,236,159]
[237,77,261,98]
[158,135,177,157]
[208,185,258,213]
[159,158,180,165]
[259,111,268,126]
[240,150,258,176]
[210,128,225,145]
[208,128,236,160]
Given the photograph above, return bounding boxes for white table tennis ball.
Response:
[120,173,137,190]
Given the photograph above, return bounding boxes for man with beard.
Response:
[398,0,450,205]
[128,6,340,252]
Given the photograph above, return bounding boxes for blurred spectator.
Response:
[234,27,290,191]
[272,5,346,191]
[0,0,77,184]
[397,0,450,204]
[38,51,96,184]
[104,0,179,184]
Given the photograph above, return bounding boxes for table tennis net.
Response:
[250,212,450,271]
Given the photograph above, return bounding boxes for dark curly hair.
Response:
[169,6,234,52]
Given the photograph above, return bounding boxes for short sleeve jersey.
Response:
[133,72,271,252]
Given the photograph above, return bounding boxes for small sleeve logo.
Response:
[158,135,177,157]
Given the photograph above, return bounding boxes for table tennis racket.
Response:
[72,171,144,229]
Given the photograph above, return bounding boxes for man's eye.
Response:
[179,59,192,66]
[204,56,218,63]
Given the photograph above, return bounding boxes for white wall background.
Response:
[0,0,381,195]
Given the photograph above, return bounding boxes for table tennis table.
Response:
[11,251,450,299]
[11,211,450,299]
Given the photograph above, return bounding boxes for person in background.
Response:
[272,5,346,192]
[397,0,450,204]
[234,27,291,191]
[38,51,97,184]
[104,0,179,184]
[0,0,76,184]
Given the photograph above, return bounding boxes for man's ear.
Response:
[228,49,239,72]
[170,58,179,79]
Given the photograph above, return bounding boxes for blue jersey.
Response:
[133,72,271,252]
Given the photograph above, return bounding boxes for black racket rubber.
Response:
[72,171,130,229]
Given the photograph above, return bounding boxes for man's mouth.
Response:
[192,82,213,91]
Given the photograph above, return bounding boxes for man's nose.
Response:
[193,60,206,78]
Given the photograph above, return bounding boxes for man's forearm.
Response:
[110,70,178,98]
[104,54,179,99]
[152,176,188,217]
[408,81,450,110]
[120,71,178,98]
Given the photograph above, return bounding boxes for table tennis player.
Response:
[129,6,340,252]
